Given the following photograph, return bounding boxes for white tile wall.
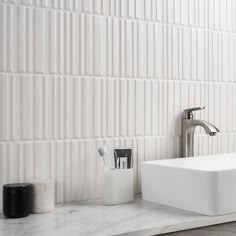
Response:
[1,0,236,207]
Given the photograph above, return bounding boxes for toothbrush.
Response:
[97,146,108,169]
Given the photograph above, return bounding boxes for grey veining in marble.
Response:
[1,197,236,236]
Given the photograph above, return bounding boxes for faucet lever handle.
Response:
[182,106,205,119]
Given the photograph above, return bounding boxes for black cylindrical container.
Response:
[3,183,33,218]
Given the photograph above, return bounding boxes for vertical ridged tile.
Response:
[85,15,94,75]
[154,24,163,78]
[208,32,213,81]
[221,33,229,82]
[94,16,102,75]
[44,10,50,73]
[107,18,113,76]
[22,76,33,139]
[191,29,197,80]
[138,21,147,77]
[0,75,11,140]
[167,81,174,135]
[172,26,178,79]
[65,77,74,138]
[0,4,7,72]
[10,5,18,72]
[65,13,72,75]
[199,0,205,27]
[145,0,152,20]
[158,81,164,135]
[147,23,154,78]
[83,78,94,138]
[212,32,219,82]
[55,141,64,202]
[227,85,233,132]
[128,80,135,136]
[34,76,44,139]
[58,11,65,74]
[178,27,183,80]
[197,29,204,81]
[133,21,138,77]
[204,0,209,28]
[72,12,80,75]
[204,32,209,82]
[115,78,120,136]
[136,0,144,19]
[101,17,107,76]
[220,0,227,30]
[174,82,181,135]
[135,80,144,135]
[120,79,128,136]
[232,0,236,32]
[145,80,152,135]
[156,0,163,22]
[152,80,159,135]
[220,84,227,132]
[189,0,195,26]
[181,0,188,25]
[120,19,126,77]
[12,75,21,140]
[83,0,93,12]
[229,34,234,82]
[44,76,53,139]
[113,18,120,76]
[64,141,72,201]
[167,26,173,79]
[107,79,115,137]
[34,8,44,73]
[17,7,26,72]
[144,137,156,161]
[128,0,135,18]
[74,76,82,137]
[24,142,34,181]
[214,0,220,29]
[71,140,79,200]
[126,20,133,77]
[174,0,180,24]
[183,28,191,80]
[59,77,65,138]
[84,140,96,199]
[94,78,102,137]
[227,2,233,29]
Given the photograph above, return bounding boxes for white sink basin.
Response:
[141,153,236,216]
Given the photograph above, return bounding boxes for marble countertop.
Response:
[1,197,236,236]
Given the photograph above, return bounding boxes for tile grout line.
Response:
[1,72,236,85]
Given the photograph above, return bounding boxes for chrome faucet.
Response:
[180,106,219,157]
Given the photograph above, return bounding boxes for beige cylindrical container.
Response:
[31,179,54,214]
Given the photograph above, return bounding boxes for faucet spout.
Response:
[189,120,219,136]
[180,107,219,158]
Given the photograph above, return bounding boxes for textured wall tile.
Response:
[0,0,236,206]
[138,21,147,77]
[135,80,145,135]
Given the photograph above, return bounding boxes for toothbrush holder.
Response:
[103,168,134,205]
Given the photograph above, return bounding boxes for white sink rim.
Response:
[141,153,236,216]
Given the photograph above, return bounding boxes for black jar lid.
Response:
[3,183,32,192]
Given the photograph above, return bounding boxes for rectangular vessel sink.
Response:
[141,154,236,216]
